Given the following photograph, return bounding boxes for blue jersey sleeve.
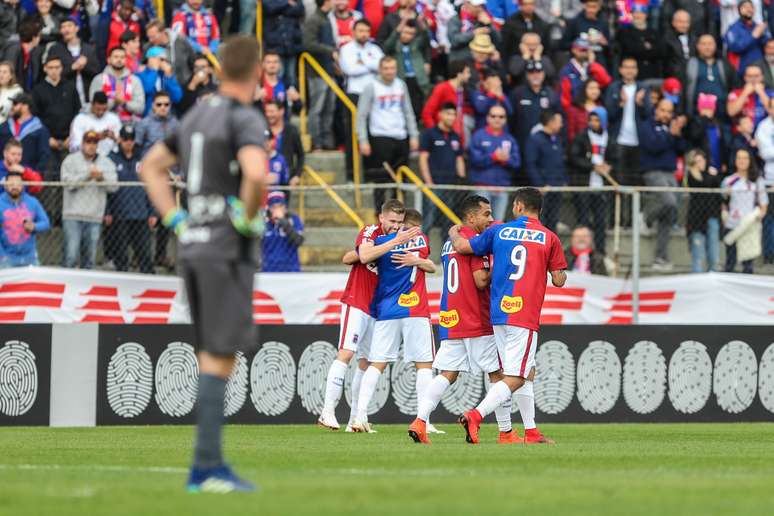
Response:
[468,225,497,256]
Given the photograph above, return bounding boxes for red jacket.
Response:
[350,0,384,36]
[107,12,141,56]
[421,81,472,139]
[565,103,601,145]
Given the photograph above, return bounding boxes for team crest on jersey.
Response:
[438,310,459,328]
[398,291,420,307]
[393,235,427,252]
[352,334,359,344]
[499,227,546,244]
[500,295,524,314]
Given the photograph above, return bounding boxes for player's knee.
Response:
[488,370,504,383]
[441,370,459,384]
[370,361,388,373]
[502,375,525,392]
[336,349,355,363]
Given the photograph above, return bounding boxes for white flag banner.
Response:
[0,267,772,325]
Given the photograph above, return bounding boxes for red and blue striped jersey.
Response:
[371,232,430,320]
[468,216,566,330]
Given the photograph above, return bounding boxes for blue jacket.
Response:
[637,115,688,172]
[269,152,290,186]
[107,149,153,220]
[525,129,568,187]
[471,90,513,129]
[486,0,518,24]
[725,19,771,77]
[0,117,51,173]
[262,213,303,272]
[469,127,521,187]
[509,84,561,147]
[136,68,184,116]
[0,191,49,266]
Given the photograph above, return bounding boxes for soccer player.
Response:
[318,199,419,431]
[408,195,521,445]
[451,187,567,445]
[141,36,267,492]
[353,209,436,433]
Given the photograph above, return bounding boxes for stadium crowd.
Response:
[0,0,772,273]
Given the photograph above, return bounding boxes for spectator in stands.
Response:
[466,33,504,92]
[558,36,611,112]
[61,129,118,269]
[728,63,772,128]
[0,17,42,91]
[119,30,141,73]
[686,93,731,174]
[683,149,721,272]
[383,19,431,121]
[0,139,43,194]
[266,136,290,186]
[507,32,556,88]
[0,93,50,173]
[136,47,183,115]
[753,97,774,261]
[376,0,423,45]
[663,9,695,84]
[725,0,770,77]
[566,78,603,145]
[262,191,304,272]
[563,226,607,275]
[754,39,774,88]
[70,91,122,156]
[509,59,561,151]
[178,54,216,114]
[49,17,100,107]
[422,60,472,145]
[89,46,145,122]
[638,98,688,271]
[661,0,711,39]
[469,104,520,221]
[471,67,512,129]
[605,57,645,188]
[419,102,465,237]
[329,0,361,47]
[135,91,180,157]
[568,107,611,254]
[730,114,760,169]
[264,99,304,187]
[685,34,736,117]
[171,0,221,56]
[0,62,22,124]
[33,0,60,45]
[357,55,418,211]
[0,0,18,46]
[525,109,567,232]
[261,0,305,90]
[561,0,610,67]
[107,0,141,58]
[501,0,550,65]
[106,125,154,273]
[616,2,664,80]
[447,0,500,63]
[0,172,49,267]
[303,0,337,150]
[145,20,195,87]
[721,148,768,273]
[486,0,517,27]
[257,51,299,107]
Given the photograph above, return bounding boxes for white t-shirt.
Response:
[617,83,639,146]
[722,173,769,229]
[368,78,409,140]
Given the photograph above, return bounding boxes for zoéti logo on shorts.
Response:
[438,309,459,328]
[398,291,420,307]
[500,295,524,314]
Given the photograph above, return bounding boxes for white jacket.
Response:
[69,111,122,157]
[754,116,774,185]
[338,41,383,95]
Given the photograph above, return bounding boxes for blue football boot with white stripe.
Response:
[186,464,256,493]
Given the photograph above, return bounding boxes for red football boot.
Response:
[458,410,483,444]
[497,430,524,444]
[408,418,431,445]
[524,428,555,444]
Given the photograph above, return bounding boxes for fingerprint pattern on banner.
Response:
[534,340,575,415]
[668,341,713,414]
[0,340,37,417]
[297,341,336,415]
[440,371,483,415]
[224,352,248,416]
[155,341,199,417]
[345,360,390,416]
[623,341,667,414]
[107,342,153,418]
[391,357,418,416]
[577,340,621,414]
[758,343,774,413]
[250,341,296,416]
[713,340,758,414]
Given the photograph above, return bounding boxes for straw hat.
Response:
[469,33,496,54]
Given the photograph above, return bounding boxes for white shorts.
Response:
[369,317,435,363]
[338,304,374,359]
[493,325,537,378]
[433,335,501,374]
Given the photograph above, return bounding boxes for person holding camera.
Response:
[261,191,304,273]
[179,54,217,114]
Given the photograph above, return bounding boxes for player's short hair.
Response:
[403,208,422,227]
[219,35,261,82]
[513,187,543,214]
[381,199,405,215]
[4,138,22,152]
[458,194,490,220]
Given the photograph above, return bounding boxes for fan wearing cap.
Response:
[467,32,505,92]
[0,93,51,174]
[136,46,183,116]
[261,191,304,272]
[558,35,611,111]
[724,0,769,77]
[447,0,501,63]
[560,0,611,67]
[660,77,683,112]
[509,58,561,149]
[615,1,664,80]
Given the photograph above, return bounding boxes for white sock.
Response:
[475,381,512,419]
[356,366,381,422]
[417,375,449,421]
[493,382,513,432]
[322,360,347,414]
[349,367,365,422]
[515,380,536,430]
[415,368,433,424]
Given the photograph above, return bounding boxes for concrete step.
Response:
[299,246,352,266]
[301,208,376,227]
[305,151,348,184]
[303,227,361,248]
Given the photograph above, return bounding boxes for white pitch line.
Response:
[0,464,187,474]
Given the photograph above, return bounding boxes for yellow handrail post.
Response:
[204,51,221,73]
[256,1,263,61]
[396,166,462,225]
[297,52,361,209]
[157,0,164,24]
[304,166,364,228]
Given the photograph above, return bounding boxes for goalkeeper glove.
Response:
[162,207,188,237]
[227,196,265,237]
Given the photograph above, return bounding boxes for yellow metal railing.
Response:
[298,51,361,208]
[256,2,263,60]
[156,0,164,24]
[395,165,462,225]
[299,166,363,228]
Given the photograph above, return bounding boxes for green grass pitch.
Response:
[1,423,774,515]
